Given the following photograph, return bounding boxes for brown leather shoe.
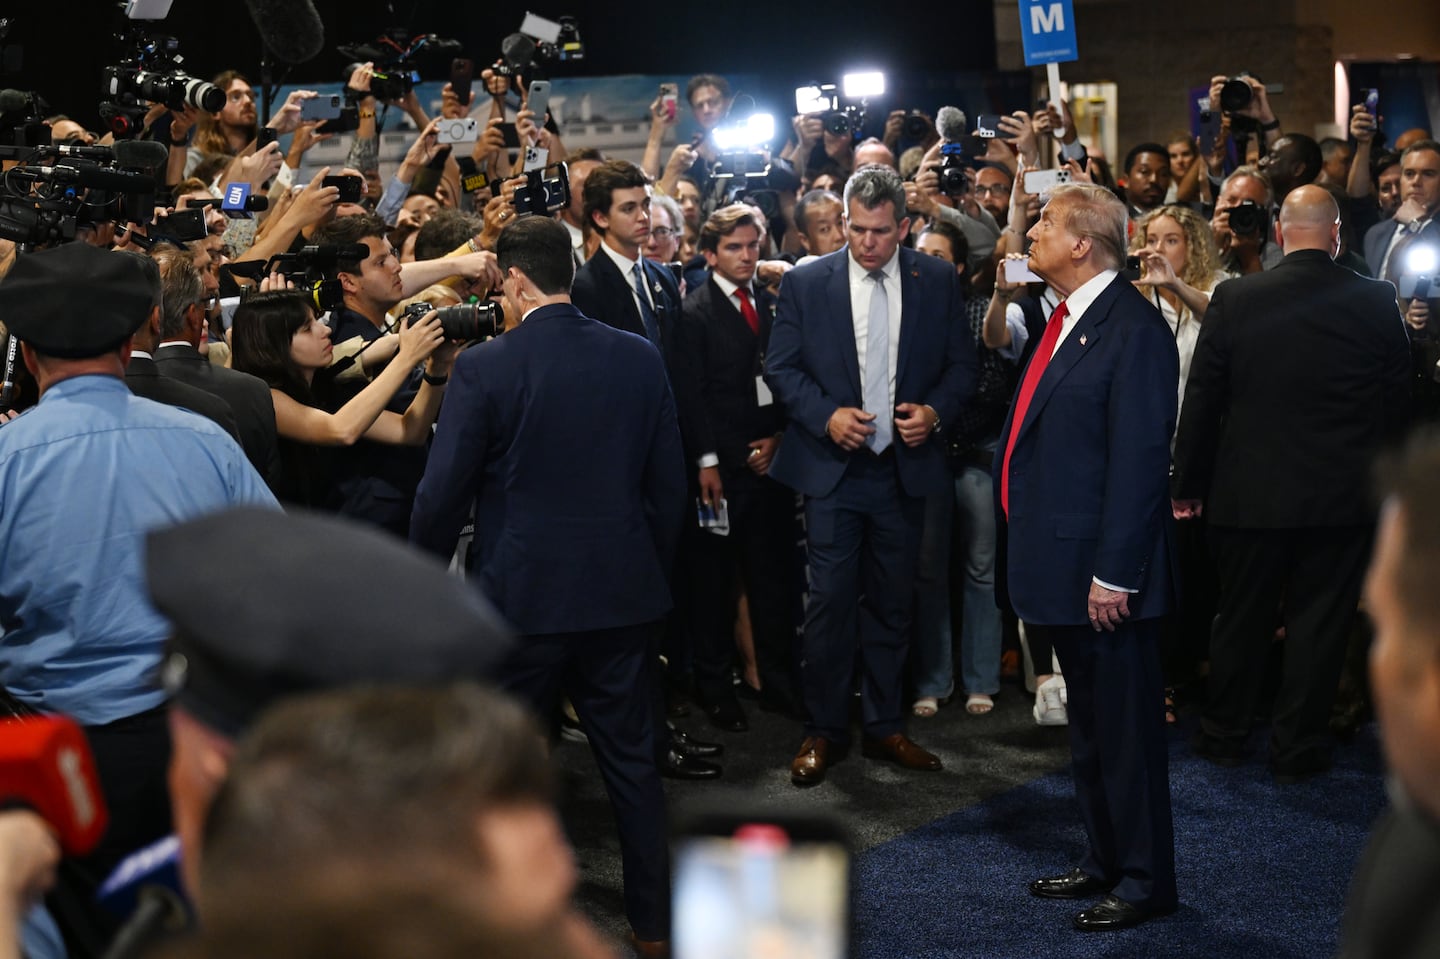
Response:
[862,733,942,771]
[790,736,832,786]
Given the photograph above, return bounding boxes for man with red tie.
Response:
[995,183,1180,931]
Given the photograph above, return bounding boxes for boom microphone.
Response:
[115,139,170,171]
[244,0,326,65]
[935,106,968,143]
[0,715,109,856]
[28,164,158,193]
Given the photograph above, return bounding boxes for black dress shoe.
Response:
[1073,894,1166,931]
[669,726,723,758]
[701,698,748,732]
[1029,868,1111,900]
[1190,731,1249,767]
[660,749,722,780]
[1270,753,1332,785]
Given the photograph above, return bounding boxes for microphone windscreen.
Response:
[0,715,108,856]
[244,0,326,65]
[75,166,157,193]
[0,88,32,114]
[115,139,170,171]
[935,106,968,143]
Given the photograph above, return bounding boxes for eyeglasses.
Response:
[973,184,1011,197]
[650,227,676,239]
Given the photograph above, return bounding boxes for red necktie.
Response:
[1001,300,1069,517]
[735,287,760,335]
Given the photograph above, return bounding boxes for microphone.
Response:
[97,836,192,959]
[0,715,109,856]
[115,139,170,171]
[46,142,114,161]
[244,0,326,65]
[0,88,36,114]
[298,243,369,264]
[27,164,158,193]
[935,106,968,143]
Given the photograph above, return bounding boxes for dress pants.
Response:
[1204,525,1372,768]
[495,622,670,941]
[1035,620,1177,912]
[801,450,924,743]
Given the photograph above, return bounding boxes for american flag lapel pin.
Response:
[1079,334,1088,346]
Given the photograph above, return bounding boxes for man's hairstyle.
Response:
[649,192,683,235]
[1373,150,1403,181]
[1377,429,1440,641]
[1319,137,1348,162]
[414,209,484,262]
[698,204,760,254]
[564,146,605,165]
[794,189,842,236]
[311,213,389,277]
[1122,142,1170,175]
[1050,183,1128,271]
[151,247,205,338]
[842,164,907,224]
[1280,133,1323,185]
[192,70,253,157]
[1131,205,1223,292]
[115,249,162,312]
[1402,139,1440,164]
[495,216,575,296]
[685,74,730,105]
[916,220,969,266]
[200,684,552,903]
[582,159,649,236]
[1222,165,1275,208]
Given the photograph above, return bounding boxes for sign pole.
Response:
[1047,61,1065,140]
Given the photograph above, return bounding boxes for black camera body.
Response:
[400,300,504,341]
[100,25,221,138]
[937,142,972,196]
[512,163,570,217]
[1219,76,1254,114]
[1227,199,1267,238]
[901,111,930,141]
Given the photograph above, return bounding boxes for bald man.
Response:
[1173,185,1411,783]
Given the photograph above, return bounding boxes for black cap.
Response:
[0,243,150,358]
[145,507,514,738]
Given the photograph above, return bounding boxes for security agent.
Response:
[0,242,278,944]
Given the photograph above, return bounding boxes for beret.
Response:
[145,507,514,737]
[0,242,150,358]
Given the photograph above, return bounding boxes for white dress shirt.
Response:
[847,248,902,416]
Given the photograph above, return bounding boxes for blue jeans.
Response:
[913,459,1003,699]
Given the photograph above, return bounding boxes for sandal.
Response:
[965,694,994,716]
[912,697,939,718]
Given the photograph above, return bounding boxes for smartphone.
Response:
[1023,168,1071,194]
[527,80,552,123]
[152,207,208,242]
[498,122,520,149]
[451,58,475,108]
[256,127,278,150]
[1003,257,1043,284]
[975,114,1004,138]
[1196,109,1221,156]
[1364,88,1379,117]
[299,94,343,122]
[1121,254,1143,282]
[436,117,479,145]
[659,82,678,122]
[322,175,363,204]
[674,807,849,959]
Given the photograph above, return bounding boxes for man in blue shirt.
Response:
[0,242,278,914]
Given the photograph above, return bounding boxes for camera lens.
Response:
[1228,199,1265,237]
[434,302,503,341]
[1219,78,1253,114]
[903,114,929,140]
[182,77,224,113]
[823,112,851,137]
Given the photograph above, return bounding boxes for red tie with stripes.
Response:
[1001,300,1069,517]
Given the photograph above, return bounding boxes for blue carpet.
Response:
[854,727,1387,958]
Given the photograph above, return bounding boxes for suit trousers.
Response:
[1035,620,1177,911]
[1203,525,1372,768]
[684,478,800,706]
[801,450,924,742]
[495,622,670,941]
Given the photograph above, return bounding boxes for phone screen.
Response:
[674,820,849,959]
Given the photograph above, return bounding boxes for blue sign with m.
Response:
[1018,0,1079,66]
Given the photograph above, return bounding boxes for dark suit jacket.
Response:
[153,343,279,485]
[1172,249,1411,529]
[1362,216,1440,279]
[671,278,784,479]
[763,246,975,499]
[125,355,240,441]
[410,304,687,636]
[571,247,682,360]
[995,274,1179,627]
[1338,806,1440,959]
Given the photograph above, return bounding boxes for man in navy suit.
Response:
[571,159,683,356]
[996,183,1179,931]
[1361,140,1440,288]
[410,216,686,956]
[764,164,975,786]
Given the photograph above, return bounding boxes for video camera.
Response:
[0,87,49,148]
[399,299,504,341]
[339,30,465,102]
[230,244,361,314]
[492,12,584,82]
[100,8,223,139]
[511,162,570,217]
[795,72,885,144]
[0,139,167,246]
[709,111,786,215]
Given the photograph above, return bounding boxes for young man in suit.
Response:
[671,204,799,730]
[764,164,975,786]
[1173,185,1410,782]
[571,159,682,356]
[998,183,1179,931]
[410,215,686,957]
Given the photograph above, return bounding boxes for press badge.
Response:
[755,376,773,407]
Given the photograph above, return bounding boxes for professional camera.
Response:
[339,30,464,101]
[100,22,222,138]
[795,72,885,145]
[237,244,365,314]
[0,140,165,245]
[0,86,49,147]
[936,143,972,196]
[901,110,932,141]
[492,13,584,81]
[400,300,504,341]
[1227,199,1267,238]
[511,163,570,217]
[1219,75,1255,114]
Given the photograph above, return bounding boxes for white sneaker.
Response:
[1033,676,1068,726]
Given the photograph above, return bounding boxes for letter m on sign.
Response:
[1018,0,1078,66]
